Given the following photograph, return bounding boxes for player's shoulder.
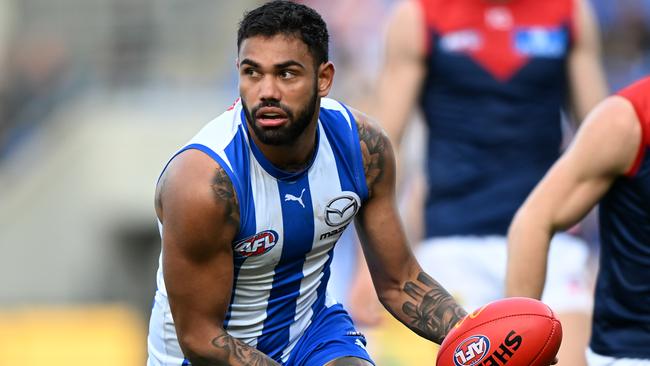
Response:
[344,105,395,195]
[157,149,231,204]
[573,94,642,176]
[319,98,390,160]
[157,99,243,200]
[346,106,386,143]
[590,95,640,133]
[155,100,244,222]
[156,148,239,229]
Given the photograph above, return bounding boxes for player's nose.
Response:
[258,76,282,101]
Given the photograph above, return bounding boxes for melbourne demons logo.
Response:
[454,335,491,366]
[233,230,278,257]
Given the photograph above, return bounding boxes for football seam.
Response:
[443,313,556,351]
[530,320,560,365]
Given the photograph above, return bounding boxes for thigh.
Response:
[324,357,373,366]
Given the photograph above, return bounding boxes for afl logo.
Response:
[233,230,278,257]
[454,335,491,366]
[325,195,359,227]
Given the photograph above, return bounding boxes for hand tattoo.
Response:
[402,272,467,344]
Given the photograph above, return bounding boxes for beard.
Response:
[242,87,318,146]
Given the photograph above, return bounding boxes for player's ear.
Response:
[235,57,240,71]
[317,61,335,97]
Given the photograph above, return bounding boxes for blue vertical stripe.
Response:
[320,106,369,201]
[310,245,335,313]
[256,174,314,358]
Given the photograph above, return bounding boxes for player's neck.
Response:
[248,120,319,173]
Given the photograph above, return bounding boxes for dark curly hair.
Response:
[237,1,329,66]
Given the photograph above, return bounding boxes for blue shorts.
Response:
[286,304,374,366]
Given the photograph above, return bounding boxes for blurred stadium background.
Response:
[0,0,648,365]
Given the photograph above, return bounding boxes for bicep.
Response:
[520,97,640,230]
[158,150,240,340]
[523,151,612,231]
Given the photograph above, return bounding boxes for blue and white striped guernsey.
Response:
[147,98,369,365]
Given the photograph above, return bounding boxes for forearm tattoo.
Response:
[208,333,280,366]
[211,168,240,227]
[402,272,468,344]
[357,120,387,195]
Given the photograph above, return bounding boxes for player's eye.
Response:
[243,68,260,78]
[279,70,296,80]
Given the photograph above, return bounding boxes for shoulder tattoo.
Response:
[211,167,240,228]
[357,120,387,195]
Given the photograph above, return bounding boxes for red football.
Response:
[436,297,562,366]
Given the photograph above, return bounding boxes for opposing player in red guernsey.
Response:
[507,77,650,365]
[347,0,607,365]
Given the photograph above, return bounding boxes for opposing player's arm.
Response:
[352,109,467,344]
[157,150,279,366]
[375,0,426,147]
[506,96,641,299]
[567,0,608,121]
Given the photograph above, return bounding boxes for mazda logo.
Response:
[325,195,359,227]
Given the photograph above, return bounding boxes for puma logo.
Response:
[284,188,306,208]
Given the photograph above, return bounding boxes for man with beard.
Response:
[146,2,467,366]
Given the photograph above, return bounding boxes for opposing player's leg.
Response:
[543,233,593,366]
[556,311,591,366]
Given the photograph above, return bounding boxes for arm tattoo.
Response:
[357,120,387,196]
[211,168,240,227]
[210,333,280,366]
[402,272,467,344]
